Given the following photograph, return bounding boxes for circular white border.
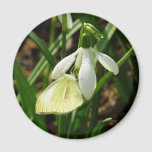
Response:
[0,0,152,151]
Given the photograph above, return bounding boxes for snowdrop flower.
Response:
[52,47,119,100]
[58,13,73,29]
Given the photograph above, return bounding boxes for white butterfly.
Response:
[36,74,83,114]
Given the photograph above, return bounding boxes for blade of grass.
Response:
[88,64,104,135]
[67,110,77,138]
[67,104,90,138]
[95,23,116,52]
[57,14,68,137]
[28,31,56,67]
[108,44,134,102]
[49,16,57,46]
[14,60,47,131]
[42,17,57,90]
[61,14,67,58]
[116,30,139,82]
[90,118,112,137]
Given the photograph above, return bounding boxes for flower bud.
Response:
[84,23,103,40]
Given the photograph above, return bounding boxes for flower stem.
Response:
[49,16,56,47]
[61,14,67,59]
[58,14,67,137]
[67,109,77,138]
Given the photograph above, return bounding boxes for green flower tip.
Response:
[84,22,104,40]
[81,33,92,48]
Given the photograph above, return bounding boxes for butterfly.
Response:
[35,74,83,114]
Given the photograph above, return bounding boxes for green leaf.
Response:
[90,118,112,137]
[42,65,51,90]
[108,44,134,102]
[49,16,57,46]
[95,23,116,52]
[61,14,67,59]
[88,64,104,135]
[116,30,139,83]
[13,60,47,131]
[29,31,56,68]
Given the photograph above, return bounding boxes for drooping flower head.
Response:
[52,23,119,100]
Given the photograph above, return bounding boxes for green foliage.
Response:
[29,31,56,68]
[91,118,112,137]
[95,23,116,52]
[14,14,139,139]
[61,14,67,59]
[13,60,47,131]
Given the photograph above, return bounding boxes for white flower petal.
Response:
[93,49,119,75]
[78,49,96,100]
[52,51,78,79]
[58,13,73,29]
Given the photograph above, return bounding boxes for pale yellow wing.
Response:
[35,74,83,114]
[51,74,83,114]
[35,80,58,114]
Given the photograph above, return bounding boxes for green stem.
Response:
[42,17,57,90]
[58,14,67,137]
[88,64,104,135]
[58,115,63,136]
[49,16,56,47]
[67,110,77,138]
[61,14,67,59]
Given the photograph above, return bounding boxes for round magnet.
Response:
[13,13,139,139]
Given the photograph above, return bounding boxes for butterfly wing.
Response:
[35,80,58,114]
[51,74,83,114]
[36,74,83,114]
